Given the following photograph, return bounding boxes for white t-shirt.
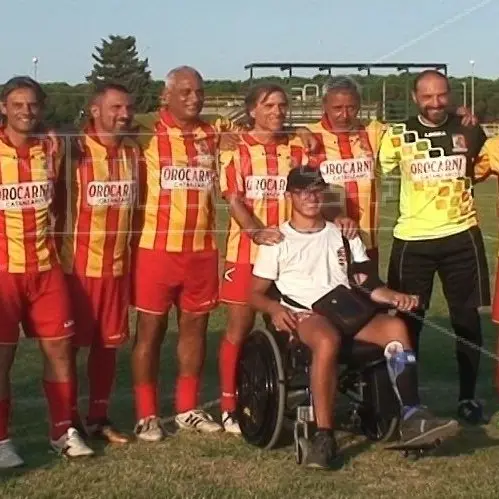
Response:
[252,221,369,310]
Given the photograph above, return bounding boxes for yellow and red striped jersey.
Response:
[475,135,499,181]
[220,133,307,264]
[307,117,386,250]
[56,129,138,277]
[475,135,499,256]
[0,129,62,273]
[133,110,218,253]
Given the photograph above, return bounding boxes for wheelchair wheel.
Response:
[236,328,286,449]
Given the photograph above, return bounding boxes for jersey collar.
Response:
[159,109,200,131]
[320,114,364,134]
[417,114,449,128]
[242,131,289,147]
[0,126,42,155]
[84,124,122,157]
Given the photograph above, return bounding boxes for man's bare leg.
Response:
[219,304,255,430]
[174,310,222,433]
[294,313,340,468]
[39,338,94,457]
[0,345,23,469]
[131,311,167,441]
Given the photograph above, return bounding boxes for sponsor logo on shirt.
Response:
[423,130,447,138]
[160,167,215,190]
[0,181,53,210]
[86,181,136,207]
[245,175,287,199]
[408,155,466,181]
[193,139,215,168]
[337,247,347,266]
[452,134,468,153]
[319,158,374,183]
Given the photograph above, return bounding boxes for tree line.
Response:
[3,35,499,127]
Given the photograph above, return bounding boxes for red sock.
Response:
[43,380,72,440]
[219,338,240,413]
[87,346,117,424]
[134,383,158,420]
[175,375,200,414]
[0,398,10,441]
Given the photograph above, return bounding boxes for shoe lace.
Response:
[192,410,213,422]
[143,416,161,431]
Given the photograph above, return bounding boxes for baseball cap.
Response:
[286,166,327,192]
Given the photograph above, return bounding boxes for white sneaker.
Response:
[0,439,24,468]
[134,416,165,442]
[222,411,241,435]
[175,410,223,433]
[50,427,94,458]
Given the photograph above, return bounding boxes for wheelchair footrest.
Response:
[296,405,314,423]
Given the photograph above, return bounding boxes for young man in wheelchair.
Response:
[250,166,459,469]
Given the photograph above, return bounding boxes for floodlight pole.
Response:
[32,56,39,80]
[405,69,410,120]
[469,60,475,115]
[382,79,386,121]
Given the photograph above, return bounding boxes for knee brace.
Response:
[384,341,416,373]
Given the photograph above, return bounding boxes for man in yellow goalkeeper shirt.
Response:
[474,134,499,397]
[379,69,490,425]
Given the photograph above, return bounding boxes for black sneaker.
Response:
[457,399,488,425]
[305,431,337,469]
[399,406,459,447]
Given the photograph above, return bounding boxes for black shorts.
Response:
[387,226,490,310]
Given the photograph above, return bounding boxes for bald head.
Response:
[161,66,204,123]
[412,70,451,125]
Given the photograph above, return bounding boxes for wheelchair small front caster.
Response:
[295,437,309,465]
[402,449,423,461]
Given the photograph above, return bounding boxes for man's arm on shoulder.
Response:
[220,152,284,245]
[474,136,499,182]
[377,125,401,176]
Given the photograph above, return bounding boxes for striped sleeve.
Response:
[378,125,400,175]
[475,137,499,181]
[219,149,243,197]
[289,135,308,167]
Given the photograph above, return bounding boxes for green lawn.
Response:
[2,180,499,498]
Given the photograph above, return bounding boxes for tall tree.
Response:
[86,35,154,112]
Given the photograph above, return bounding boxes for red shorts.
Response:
[66,274,130,348]
[492,261,499,323]
[220,262,254,305]
[0,267,74,345]
[132,248,219,315]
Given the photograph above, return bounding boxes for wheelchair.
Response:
[235,313,401,465]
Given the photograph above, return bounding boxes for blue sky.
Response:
[1,0,497,83]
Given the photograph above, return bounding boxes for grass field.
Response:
[2,180,499,498]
